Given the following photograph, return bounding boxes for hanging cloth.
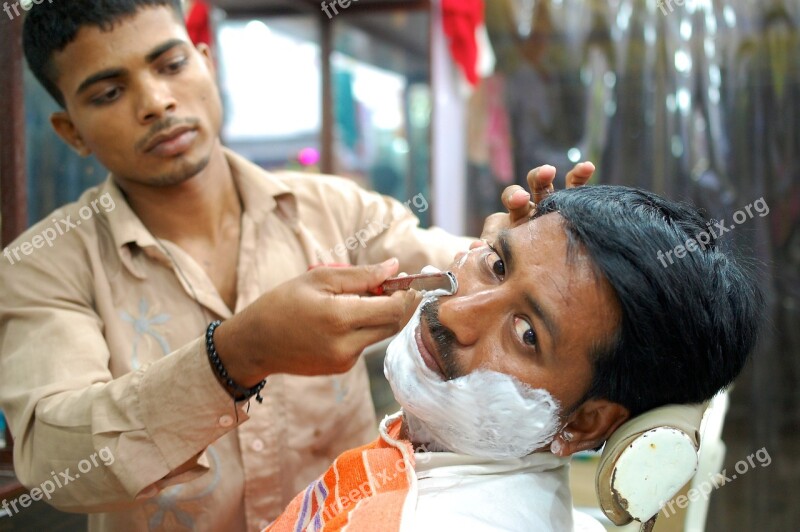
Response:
[442,0,484,85]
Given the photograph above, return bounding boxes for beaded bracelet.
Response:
[206,320,266,404]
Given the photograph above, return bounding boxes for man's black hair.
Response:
[23,0,185,107]
[533,185,764,417]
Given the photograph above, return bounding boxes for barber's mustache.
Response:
[135,117,201,152]
[421,298,461,380]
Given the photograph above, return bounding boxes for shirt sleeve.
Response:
[0,245,248,513]
[287,173,476,272]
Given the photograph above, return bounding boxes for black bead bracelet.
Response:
[206,320,266,404]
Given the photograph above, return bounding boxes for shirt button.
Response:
[251,438,264,452]
[218,415,234,427]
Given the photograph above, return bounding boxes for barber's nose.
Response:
[137,78,177,123]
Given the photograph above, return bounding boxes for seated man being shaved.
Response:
[264,185,764,532]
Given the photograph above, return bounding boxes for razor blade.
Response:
[372,271,458,296]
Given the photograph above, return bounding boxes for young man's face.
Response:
[48,6,223,187]
[418,213,620,419]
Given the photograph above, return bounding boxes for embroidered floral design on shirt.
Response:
[120,298,171,369]
[146,446,221,530]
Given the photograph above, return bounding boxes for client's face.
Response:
[385,212,622,459]
[420,212,619,414]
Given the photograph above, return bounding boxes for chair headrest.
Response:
[595,402,708,525]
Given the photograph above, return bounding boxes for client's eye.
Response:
[515,317,537,346]
[491,258,505,277]
[486,246,505,278]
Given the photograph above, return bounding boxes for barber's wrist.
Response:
[207,319,269,397]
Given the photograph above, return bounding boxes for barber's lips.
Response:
[145,128,198,157]
[415,324,447,380]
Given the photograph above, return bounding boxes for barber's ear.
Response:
[551,399,629,457]
[51,112,92,157]
[196,43,216,76]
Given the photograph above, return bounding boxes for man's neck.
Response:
[117,144,241,246]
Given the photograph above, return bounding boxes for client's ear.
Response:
[551,399,629,457]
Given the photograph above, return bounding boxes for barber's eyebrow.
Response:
[75,39,188,96]
[76,68,126,96]
[497,229,560,345]
[145,38,187,63]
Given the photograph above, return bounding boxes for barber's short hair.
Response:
[23,0,184,107]
[534,186,764,417]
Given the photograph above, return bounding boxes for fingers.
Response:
[565,161,595,188]
[528,165,556,205]
[479,212,508,241]
[316,258,399,294]
[337,326,405,368]
[501,185,534,226]
[501,185,531,211]
[337,289,419,330]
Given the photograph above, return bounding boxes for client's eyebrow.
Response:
[497,229,560,345]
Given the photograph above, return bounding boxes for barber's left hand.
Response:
[478,162,595,244]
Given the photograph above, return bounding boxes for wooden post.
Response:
[0,12,25,486]
[0,14,27,248]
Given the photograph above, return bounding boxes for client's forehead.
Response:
[505,213,619,369]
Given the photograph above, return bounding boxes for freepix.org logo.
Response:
[3,0,53,21]
[3,192,117,266]
[656,197,769,268]
[1,447,115,517]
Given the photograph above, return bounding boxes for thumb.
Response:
[322,258,400,294]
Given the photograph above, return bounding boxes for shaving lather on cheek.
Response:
[384,267,561,460]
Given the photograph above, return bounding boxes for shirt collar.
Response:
[103,147,298,259]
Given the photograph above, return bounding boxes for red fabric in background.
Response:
[186,0,212,47]
[441,0,484,85]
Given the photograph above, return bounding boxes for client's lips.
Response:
[415,321,446,380]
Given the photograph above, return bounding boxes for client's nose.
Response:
[436,274,503,349]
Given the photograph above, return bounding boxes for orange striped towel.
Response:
[264,416,415,532]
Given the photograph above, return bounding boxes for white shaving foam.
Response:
[384,299,561,460]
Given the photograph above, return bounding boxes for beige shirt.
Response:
[0,149,471,531]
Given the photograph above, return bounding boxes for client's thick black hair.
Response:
[23,0,185,107]
[533,185,764,417]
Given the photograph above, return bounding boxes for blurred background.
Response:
[1,0,798,530]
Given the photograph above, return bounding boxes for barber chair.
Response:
[592,391,729,531]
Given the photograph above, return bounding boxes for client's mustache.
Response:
[420,298,461,380]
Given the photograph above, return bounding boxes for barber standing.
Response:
[0,1,593,530]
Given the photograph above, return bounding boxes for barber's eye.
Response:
[92,87,122,105]
[515,317,537,346]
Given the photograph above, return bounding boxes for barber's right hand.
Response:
[212,258,420,385]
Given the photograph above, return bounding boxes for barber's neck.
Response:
[117,143,241,246]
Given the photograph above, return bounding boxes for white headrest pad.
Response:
[612,427,698,521]
[595,402,707,525]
